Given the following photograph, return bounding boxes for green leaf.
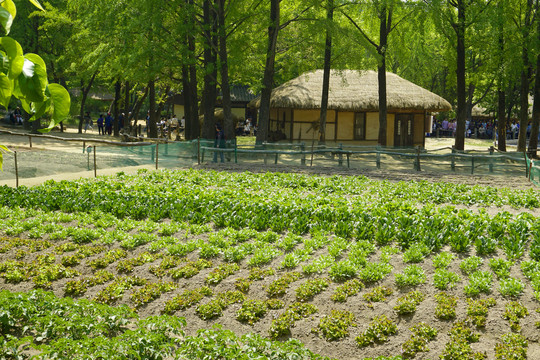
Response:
[0,0,15,35]
[15,53,48,103]
[29,99,49,122]
[47,83,70,122]
[29,0,45,12]
[0,72,11,108]
[0,37,24,79]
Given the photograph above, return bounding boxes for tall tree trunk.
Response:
[182,0,199,140]
[319,0,333,144]
[454,0,466,151]
[148,80,158,138]
[182,65,193,139]
[130,86,149,128]
[518,0,533,152]
[218,0,234,141]
[377,6,390,146]
[498,90,507,151]
[113,80,121,137]
[529,51,540,156]
[201,0,218,140]
[124,81,130,115]
[256,0,280,144]
[77,72,97,134]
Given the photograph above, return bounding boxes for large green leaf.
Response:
[0,144,10,171]
[0,37,24,79]
[0,0,16,35]
[0,73,11,108]
[39,83,70,132]
[29,99,49,122]
[15,53,47,103]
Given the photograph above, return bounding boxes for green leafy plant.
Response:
[460,256,483,275]
[394,290,425,315]
[313,310,356,341]
[435,292,458,320]
[402,243,430,263]
[267,272,302,298]
[196,290,245,320]
[495,333,528,360]
[489,258,513,279]
[205,263,240,285]
[432,251,455,269]
[358,262,393,283]
[295,278,329,302]
[355,315,397,347]
[498,277,525,298]
[466,298,496,328]
[433,268,461,290]
[329,259,358,282]
[401,322,438,359]
[331,279,364,302]
[269,302,318,339]
[503,301,529,332]
[363,286,393,303]
[163,287,213,314]
[464,271,493,297]
[236,299,268,325]
[395,265,426,288]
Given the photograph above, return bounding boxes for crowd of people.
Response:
[431,117,535,140]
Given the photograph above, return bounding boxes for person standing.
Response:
[213,123,225,163]
[105,113,113,135]
[97,114,105,135]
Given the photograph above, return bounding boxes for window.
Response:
[354,112,366,140]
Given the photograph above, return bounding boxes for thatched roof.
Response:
[249,69,452,112]
[471,106,493,118]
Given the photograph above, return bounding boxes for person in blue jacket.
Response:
[213,123,225,163]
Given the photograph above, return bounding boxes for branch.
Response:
[340,10,379,49]
[472,77,496,107]
[279,5,312,30]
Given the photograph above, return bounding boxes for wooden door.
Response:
[394,114,414,147]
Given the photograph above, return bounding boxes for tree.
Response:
[318,0,334,144]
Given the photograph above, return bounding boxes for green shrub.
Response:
[433,269,461,290]
[355,315,397,347]
[395,265,426,288]
[394,290,425,315]
[434,292,458,320]
[313,310,356,341]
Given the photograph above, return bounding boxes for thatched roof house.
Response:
[249,69,451,146]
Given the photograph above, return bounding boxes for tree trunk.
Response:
[454,0,466,151]
[497,90,507,151]
[218,0,234,142]
[256,0,280,144]
[517,0,533,152]
[130,86,149,128]
[182,65,193,139]
[77,72,97,134]
[124,81,130,115]
[319,0,333,144]
[148,80,158,138]
[201,0,218,140]
[529,51,540,156]
[113,80,121,137]
[377,6,389,147]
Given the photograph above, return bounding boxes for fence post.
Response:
[451,146,456,171]
[524,151,529,178]
[436,128,440,138]
[82,141,86,153]
[151,144,155,162]
[28,135,32,148]
[93,146,97,177]
[197,138,201,164]
[264,143,268,165]
[338,143,343,166]
[489,146,494,173]
[301,142,306,166]
[376,150,381,169]
[14,150,18,188]
[138,124,142,137]
[346,153,350,168]
[471,156,474,174]
[274,152,279,164]
[165,141,168,156]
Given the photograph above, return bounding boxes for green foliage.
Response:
[196,291,245,320]
[355,315,397,347]
[168,259,212,279]
[331,279,364,302]
[302,255,334,275]
[401,322,438,359]
[432,252,455,269]
[163,287,213,314]
[313,310,356,341]
[329,259,358,282]
[503,301,529,332]
[466,298,496,328]
[495,333,528,360]
[130,281,177,308]
[358,262,393,283]
[205,263,240,285]
[402,243,430,263]
[489,258,513,279]
[363,286,393,303]
[236,299,268,325]
[269,302,318,339]
[267,272,302,298]
[498,277,525,298]
[295,278,329,302]
[460,256,484,275]
[440,321,485,360]
[394,290,425,315]
[434,268,461,290]
[464,271,493,297]
[395,265,426,288]
[435,292,458,320]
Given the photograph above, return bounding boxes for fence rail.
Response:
[0,130,533,187]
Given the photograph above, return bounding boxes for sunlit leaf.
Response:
[15,53,48,103]
[0,37,24,79]
[0,0,15,35]
[28,0,45,12]
[0,72,11,108]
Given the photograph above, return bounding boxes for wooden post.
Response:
[28,136,32,148]
[489,146,494,173]
[524,151,529,178]
[346,153,350,168]
[310,139,315,167]
[234,141,238,163]
[93,146,97,177]
[338,143,343,166]
[14,150,18,188]
[301,142,306,166]
[436,128,440,138]
[471,156,474,174]
[376,151,381,169]
[151,144,155,162]
[155,143,159,169]
[82,141,86,153]
[274,152,278,164]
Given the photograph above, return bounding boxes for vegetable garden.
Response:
[1,169,540,359]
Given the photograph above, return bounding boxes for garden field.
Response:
[1,169,540,359]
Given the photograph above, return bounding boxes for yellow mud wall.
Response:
[337,112,354,140]
[366,112,379,141]
[232,108,245,120]
[173,105,184,119]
